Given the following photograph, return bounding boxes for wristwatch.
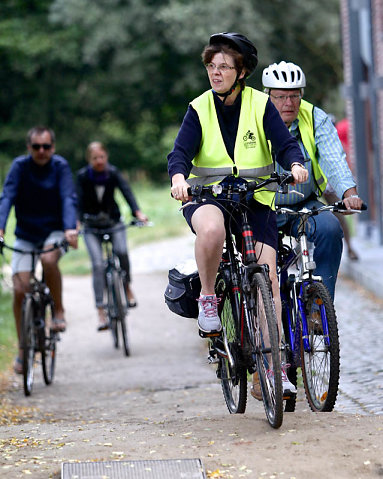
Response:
[291,162,306,169]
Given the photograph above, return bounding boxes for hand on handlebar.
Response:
[135,210,149,224]
[171,174,191,203]
[64,229,79,249]
[342,194,364,214]
[291,163,308,186]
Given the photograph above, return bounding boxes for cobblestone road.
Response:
[131,235,383,416]
[334,276,383,415]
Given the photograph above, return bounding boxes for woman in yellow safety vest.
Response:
[167,32,308,396]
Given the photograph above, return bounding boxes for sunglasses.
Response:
[31,143,52,151]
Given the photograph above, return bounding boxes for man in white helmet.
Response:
[262,61,363,299]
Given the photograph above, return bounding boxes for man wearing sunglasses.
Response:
[0,126,78,374]
[262,61,363,299]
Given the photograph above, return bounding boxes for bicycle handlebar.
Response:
[186,172,295,198]
[80,218,153,236]
[276,200,368,216]
[0,238,68,256]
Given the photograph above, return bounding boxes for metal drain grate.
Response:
[62,458,206,479]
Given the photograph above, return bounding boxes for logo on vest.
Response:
[243,130,257,149]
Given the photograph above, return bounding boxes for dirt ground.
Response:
[0,272,382,479]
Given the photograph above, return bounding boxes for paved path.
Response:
[0,234,381,479]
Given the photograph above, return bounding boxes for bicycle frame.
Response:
[101,232,127,319]
[0,239,64,395]
[209,188,273,368]
[278,208,335,361]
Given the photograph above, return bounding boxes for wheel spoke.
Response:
[301,282,340,411]
[216,273,247,414]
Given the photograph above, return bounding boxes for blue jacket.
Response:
[0,154,77,243]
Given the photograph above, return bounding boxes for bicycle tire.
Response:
[251,272,283,428]
[301,281,340,412]
[215,273,247,414]
[21,296,36,396]
[41,300,56,385]
[112,269,130,357]
[281,304,298,413]
[106,271,119,348]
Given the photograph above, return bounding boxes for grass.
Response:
[0,289,17,372]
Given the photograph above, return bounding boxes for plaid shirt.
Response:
[275,106,356,206]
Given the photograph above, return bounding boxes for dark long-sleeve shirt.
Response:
[76,164,140,222]
[168,91,304,179]
[0,154,77,243]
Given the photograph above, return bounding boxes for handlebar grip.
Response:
[61,239,69,252]
[283,172,295,184]
[335,201,368,211]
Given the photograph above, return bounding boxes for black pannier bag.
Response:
[164,263,201,319]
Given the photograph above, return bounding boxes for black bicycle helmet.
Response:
[209,32,258,78]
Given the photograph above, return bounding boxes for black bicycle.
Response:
[277,200,366,412]
[0,238,66,396]
[83,216,150,357]
[185,173,293,428]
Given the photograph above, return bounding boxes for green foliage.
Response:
[0,0,344,178]
[0,289,17,372]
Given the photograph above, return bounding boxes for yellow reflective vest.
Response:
[188,86,275,207]
[296,99,327,195]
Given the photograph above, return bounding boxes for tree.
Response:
[0,0,343,181]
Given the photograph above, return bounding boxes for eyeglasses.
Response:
[31,143,52,151]
[270,93,301,103]
[205,63,236,73]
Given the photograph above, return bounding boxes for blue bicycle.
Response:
[277,201,365,412]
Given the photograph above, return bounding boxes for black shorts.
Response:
[183,196,278,251]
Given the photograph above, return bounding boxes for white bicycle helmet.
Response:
[262,61,306,90]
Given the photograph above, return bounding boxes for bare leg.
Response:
[126,284,137,306]
[12,271,31,360]
[97,306,108,330]
[191,205,225,295]
[40,247,65,327]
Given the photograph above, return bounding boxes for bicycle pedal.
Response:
[207,356,219,364]
[283,391,297,400]
[199,329,222,339]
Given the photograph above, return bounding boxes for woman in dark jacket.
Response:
[77,141,147,330]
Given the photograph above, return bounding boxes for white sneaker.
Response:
[281,362,297,395]
[197,295,222,333]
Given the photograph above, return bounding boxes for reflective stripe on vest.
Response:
[297,99,327,195]
[189,87,275,206]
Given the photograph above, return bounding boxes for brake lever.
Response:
[179,199,206,211]
[277,185,304,197]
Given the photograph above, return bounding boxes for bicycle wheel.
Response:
[112,269,130,356]
[21,296,36,396]
[106,271,119,348]
[251,272,283,428]
[215,272,247,414]
[281,304,298,413]
[301,281,340,412]
[41,300,56,385]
